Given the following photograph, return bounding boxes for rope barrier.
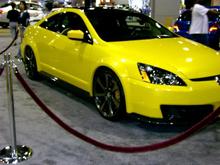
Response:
[0,54,32,164]
[14,67,220,153]
[0,30,18,56]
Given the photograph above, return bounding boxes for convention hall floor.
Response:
[0,28,220,165]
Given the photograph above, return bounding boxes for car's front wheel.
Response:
[93,69,126,120]
[24,47,39,80]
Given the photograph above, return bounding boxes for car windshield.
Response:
[85,9,177,42]
[0,3,10,8]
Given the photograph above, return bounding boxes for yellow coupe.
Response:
[21,7,220,124]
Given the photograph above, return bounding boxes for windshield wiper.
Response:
[156,35,171,38]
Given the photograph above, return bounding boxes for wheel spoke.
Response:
[26,56,30,61]
[111,81,119,92]
[93,70,124,120]
[107,99,114,116]
[111,96,120,108]
[24,48,38,80]
[97,77,106,91]
[95,92,106,97]
[100,99,107,112]
[105,74,110,88]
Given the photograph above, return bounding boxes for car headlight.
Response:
[138,63,186,86]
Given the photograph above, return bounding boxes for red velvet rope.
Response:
[0,30,18,56]
[14,67,220,153]
[0,64,4,76]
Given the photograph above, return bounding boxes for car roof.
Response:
[49,7,140,16]
[48,7,135,15]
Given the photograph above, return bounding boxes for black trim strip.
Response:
[190,75,220,82]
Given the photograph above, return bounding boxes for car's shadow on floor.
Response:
[44,76,196,126]
[25,73,219,140]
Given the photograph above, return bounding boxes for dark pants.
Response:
[190,34,209,47]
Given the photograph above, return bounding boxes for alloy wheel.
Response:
[93,70,125,120]
[24,47,38,80]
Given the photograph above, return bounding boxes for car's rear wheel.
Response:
[1,23,9,28]
[93,69,126,120]
[24,47,39,80]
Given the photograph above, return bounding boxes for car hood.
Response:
[109,37,220,79]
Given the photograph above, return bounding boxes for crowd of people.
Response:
[6,0,66,58]
[7,1,29,44]
[7,1,30,58]
[6,0,66,41]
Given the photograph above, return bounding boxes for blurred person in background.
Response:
[18,0,30,41]
[44,1,53,15]
[189,0,219,46]
[7,2,20,45]
[16,1,30,59]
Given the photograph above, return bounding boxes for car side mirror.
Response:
[67,30,84,41]
[167,26,174,32]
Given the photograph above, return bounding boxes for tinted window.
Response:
[40,14,61,32]
[29,4,42,10]
[178,10,192,21]
[85,9,176,42]
[0,3,10,8]
[40,12,87,35]
[59,12,87,35]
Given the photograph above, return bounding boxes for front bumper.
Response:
[160,104,213,124]
[124,77,220,124]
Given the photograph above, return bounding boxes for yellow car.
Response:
[21,7,220,124]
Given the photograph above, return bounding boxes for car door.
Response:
[45,12,93,91]
[37,13,63,73]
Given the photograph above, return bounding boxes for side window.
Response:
[30,4,41,10]
[40,12,87,36]
[40,14,61,33]
[59,12,87,36]
[125,15,153,34]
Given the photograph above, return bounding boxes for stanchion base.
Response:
[0,145,32,164]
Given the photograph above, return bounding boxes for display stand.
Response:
[0,53,32,164]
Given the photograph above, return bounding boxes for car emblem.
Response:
[215,76,220,85]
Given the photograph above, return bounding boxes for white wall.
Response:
[114,0,129,4]
[151,0,180,26]
[104,0,180,26]
[212,0,220,5]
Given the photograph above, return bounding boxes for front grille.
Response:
[161,105,213,124]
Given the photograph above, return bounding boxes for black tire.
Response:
[93,69,126,121]
[1,23,9,28]
[24,47,39,80]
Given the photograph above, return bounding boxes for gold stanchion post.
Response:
[0,53,32,164]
